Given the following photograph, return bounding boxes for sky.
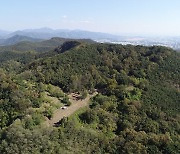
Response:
[1,0,180,36]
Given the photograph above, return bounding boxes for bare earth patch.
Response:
[46,92,98,126]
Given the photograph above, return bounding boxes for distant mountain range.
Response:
[0,28,180,50]
[1,28,122,40]
[0,28,123,46]
[0,30,11,38]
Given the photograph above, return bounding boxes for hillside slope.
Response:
[0,43,179,153]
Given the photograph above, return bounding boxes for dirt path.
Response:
[47,92,97,126]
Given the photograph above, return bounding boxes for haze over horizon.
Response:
[1,0,180,36]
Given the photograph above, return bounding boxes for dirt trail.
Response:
[47,92,97,126]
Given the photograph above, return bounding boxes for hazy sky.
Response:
[1,0,180,36]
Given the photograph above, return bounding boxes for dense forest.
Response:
[0,40,179,153]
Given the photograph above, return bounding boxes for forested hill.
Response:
[0,37,95,53]
[27,43,180,113]
[0,38,95,65]
[0,42,179,153]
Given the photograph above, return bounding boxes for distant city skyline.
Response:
[1,0,180,36]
